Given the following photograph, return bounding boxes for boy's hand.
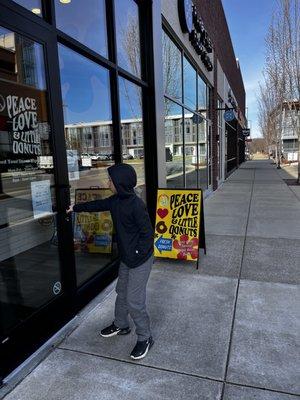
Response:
[67,204,74,214]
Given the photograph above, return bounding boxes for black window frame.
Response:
[162,21,212,190]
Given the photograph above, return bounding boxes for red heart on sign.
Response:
[157,208,168,219]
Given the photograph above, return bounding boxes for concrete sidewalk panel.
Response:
[205,215,247,236]
[154,234,243,278]
[227,281,300,394]
[4,349,223,400]
[224,384,298,399]
[246,215,300,240]
[197,234,243,278]
[195,234,242,278]
[61,271,237,380]
[227,170,255,181]
[249,205,300,220]
[241,237,300,284]
[205,200,250,217]
[288,186,300,201]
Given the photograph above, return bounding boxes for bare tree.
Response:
[257,79,278,158]
[260,0,300,176]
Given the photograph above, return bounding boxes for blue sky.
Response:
[222,0,276,138]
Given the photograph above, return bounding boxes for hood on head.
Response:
[108,163,137,197]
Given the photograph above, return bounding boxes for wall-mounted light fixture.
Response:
[60,0,71,4]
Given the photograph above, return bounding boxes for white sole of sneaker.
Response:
[130,342,153,360]
[100,331,120,338]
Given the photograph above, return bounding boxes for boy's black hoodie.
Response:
[73,163,154,268]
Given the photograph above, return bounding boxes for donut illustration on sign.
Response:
[101,219,112,231]
[156,221,167,234]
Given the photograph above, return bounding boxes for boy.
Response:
[68,163,154,360]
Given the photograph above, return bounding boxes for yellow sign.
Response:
[74,188,113,253]
[154,189,203,261]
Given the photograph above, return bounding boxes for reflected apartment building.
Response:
[0,0,246,381]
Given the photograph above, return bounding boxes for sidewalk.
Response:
[2,160,300,400]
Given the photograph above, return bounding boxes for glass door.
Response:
[0,16,74,379]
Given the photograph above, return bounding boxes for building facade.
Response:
[280,102,299,162]
[0,0,246,380]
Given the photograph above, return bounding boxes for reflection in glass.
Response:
[0,27,46,89]
[118,77,145,200]
[164,99,184,188]
[183,57,196,111]
[0,27,60,336]
[184,110,197,188]
[115,0,141,77]
[198,118,208,190]
[12,0,42,16]
[58,45,116,286]
[162,31,182,102]
[55,0,108,57]
[217,98,223,180]
[198,74,207,116]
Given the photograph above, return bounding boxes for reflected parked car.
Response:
[122,153,134,160]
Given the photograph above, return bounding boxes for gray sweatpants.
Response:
[114,255,153,341]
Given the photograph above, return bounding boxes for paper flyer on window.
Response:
[74,188,113,254]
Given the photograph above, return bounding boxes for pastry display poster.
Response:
[74,188,113,254]
[154,189,204,261]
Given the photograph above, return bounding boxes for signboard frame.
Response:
[154,188,206,269]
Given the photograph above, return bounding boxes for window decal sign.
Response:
[154,189,206,264]
[0,80,50,172]
[74,188,113,254]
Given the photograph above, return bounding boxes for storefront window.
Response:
[115,0,141,77]
[217,98,223,180]
[198,74,207,116]
[0,26,60,336]
[162,31,182,102]
[12,0,42,16]
[55,0,108,57]
[198,118,208,190]
[58,45,116,286]
[118,77,145,200]
[184,110,197,188]
[183,57,196,111]
[162,31,210,190]
[164,99,184,188]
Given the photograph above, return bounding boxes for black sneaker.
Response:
[100,322,131,337]
[130,337,154,360]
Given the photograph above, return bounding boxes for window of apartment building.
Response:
[162,29,209,190]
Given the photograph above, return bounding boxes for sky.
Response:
[222,0,277,138]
